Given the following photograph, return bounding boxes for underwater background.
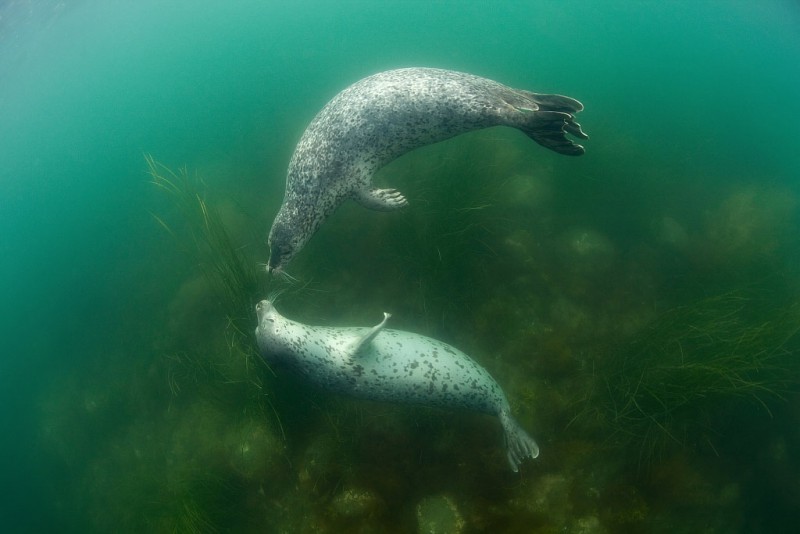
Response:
[2,0,799,532]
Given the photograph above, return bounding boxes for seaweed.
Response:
[145,154,285,417]
[578,286,800,466]
[146,154,265,331]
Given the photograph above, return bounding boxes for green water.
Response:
[2,1,799,532]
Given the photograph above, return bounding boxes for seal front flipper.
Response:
[349,312,392,356]
[355,188,409,211]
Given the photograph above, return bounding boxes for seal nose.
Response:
[256,299,273,313]
[255,300,271,322]
[265,261,282,277]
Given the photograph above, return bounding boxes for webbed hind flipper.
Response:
[527,92,584,114]
[349,312,392,357]
[499,409,539,472]
[520,110,587,156]
[515,92,588,156]
[355,188,409,211]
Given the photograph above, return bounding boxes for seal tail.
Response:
[518,92,588,156]
[499,410,539,472]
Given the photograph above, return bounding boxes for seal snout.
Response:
[265,257,279,275]
[265,252,283,274]
[267,218,298,275]
[255,300,274,322]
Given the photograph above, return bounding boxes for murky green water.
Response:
[2,1,799,532]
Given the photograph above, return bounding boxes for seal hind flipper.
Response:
[520,110,587,156]
[349,312,392,356]
[526,92,584,114]
[514,91,588,156]
[499,409,539,472]
[355,188,409,211]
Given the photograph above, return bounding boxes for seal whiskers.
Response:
[268,266,300,285]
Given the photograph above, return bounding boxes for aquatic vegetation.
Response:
[35,150,795,534]
[146,154,265,330]
[131,149,800,532]
[146,154,282,416]
[580,287,800,464]
[373,131,548,330]
[137,157,296,531]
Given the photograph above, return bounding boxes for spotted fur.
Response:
[255,299,539,471]
[267,67,588,272]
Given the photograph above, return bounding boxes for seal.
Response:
[255,299,539,471]
[267,67,588,273]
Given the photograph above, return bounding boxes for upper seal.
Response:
[267,67,588,272]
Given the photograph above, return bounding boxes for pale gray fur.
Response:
[267,67,588,272]
[255,299,539,471]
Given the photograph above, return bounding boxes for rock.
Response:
[416,494,464,534]
[329,487,383,519]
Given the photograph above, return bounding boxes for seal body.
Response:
[255,299,539,471]
[267,67,588,272]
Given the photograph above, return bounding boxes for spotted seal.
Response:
[267,67,588,273]
[255,299,539,471]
